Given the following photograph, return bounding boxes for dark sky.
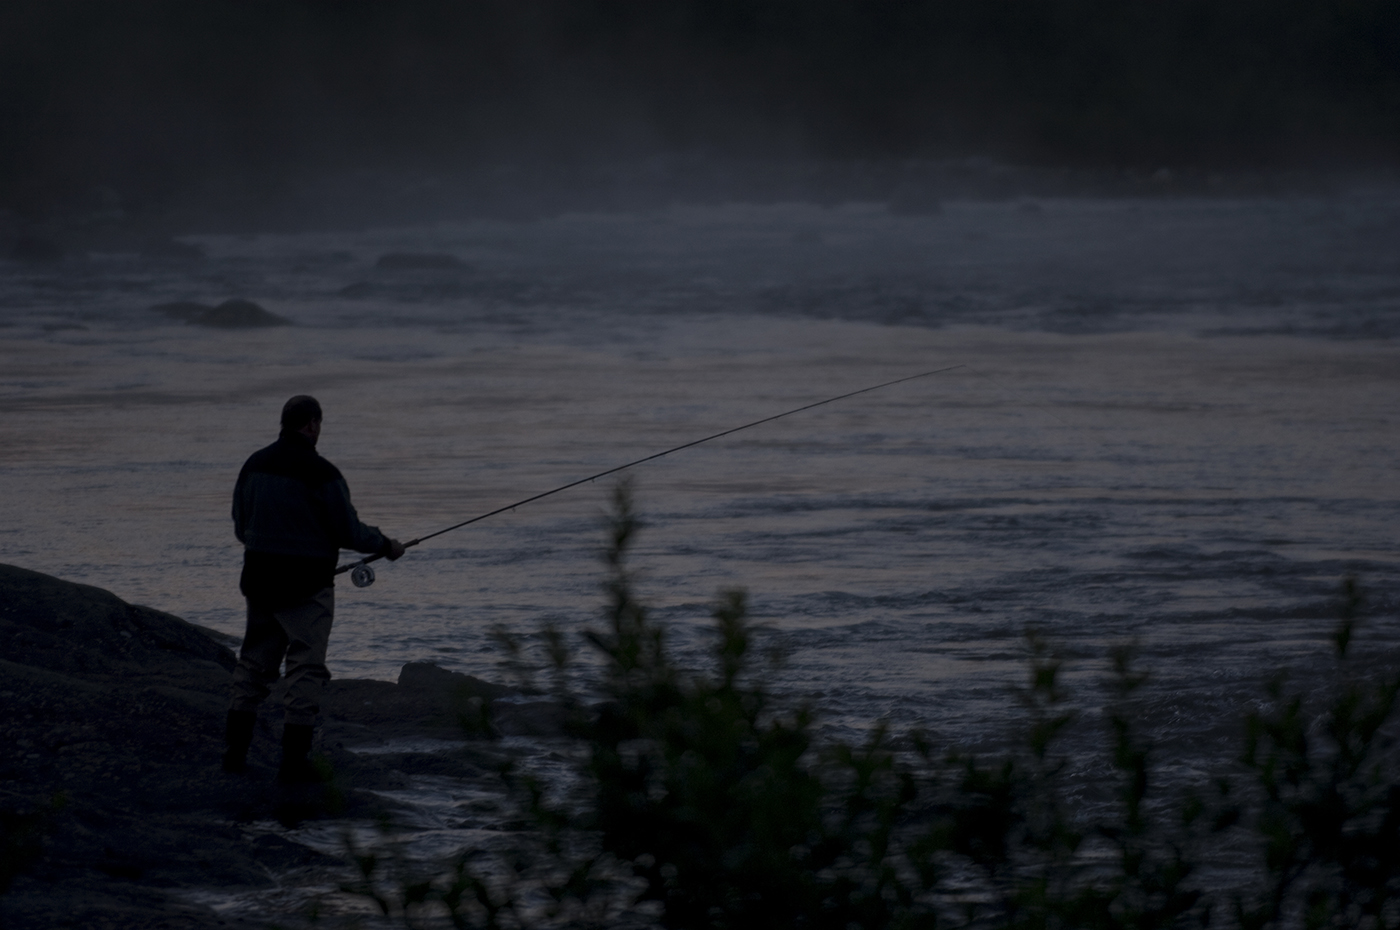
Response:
[3,0,1399,223]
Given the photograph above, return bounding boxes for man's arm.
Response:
[231,467,248,545]
[319,476,403,558]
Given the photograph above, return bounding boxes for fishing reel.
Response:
[350,562,376,588]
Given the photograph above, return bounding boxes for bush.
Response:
[346,484,1400,930]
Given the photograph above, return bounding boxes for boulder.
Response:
[150,298,289,328]
[397,661,514,702]
[0,565,513,928]
[0,563,235,680]
[199,298,289,328]
[492,699,571,737]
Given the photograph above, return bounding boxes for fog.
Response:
[3,0,1399,235]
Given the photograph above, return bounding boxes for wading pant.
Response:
[229,587,334,727]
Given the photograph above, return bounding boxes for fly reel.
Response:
[350,563,376,588]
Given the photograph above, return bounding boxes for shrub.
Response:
[346,486,1400,930]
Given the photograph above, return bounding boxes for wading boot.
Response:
[277,723,320,785]
[222,710,256,774]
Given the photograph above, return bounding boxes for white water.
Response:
[3,195,1399,917]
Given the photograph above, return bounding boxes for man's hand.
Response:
[385,538,407,561]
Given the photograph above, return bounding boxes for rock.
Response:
[0,563,235,678]
[492,699,571,737]
[375,252,464,270]
[392,662,524,737]
[0,564,275,926]
[397,661,514,702]
[199,298,289,328]
[249,832,339,870]
[0,564,524,929]
[392,665,574,737]
[149,299,290,328]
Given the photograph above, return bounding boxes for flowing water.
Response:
[3,195,1399,918]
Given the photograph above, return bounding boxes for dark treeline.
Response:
[3,0,1400,222]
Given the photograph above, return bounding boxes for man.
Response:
[223,395,405,782]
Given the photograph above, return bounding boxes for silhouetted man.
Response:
[223,395,404,782]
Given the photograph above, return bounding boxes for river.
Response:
[3,193,1398,921]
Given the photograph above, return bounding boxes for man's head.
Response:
[281,395,323,443]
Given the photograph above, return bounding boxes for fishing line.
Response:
[338,364,964,587]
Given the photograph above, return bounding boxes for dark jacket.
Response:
[233,430,389,605]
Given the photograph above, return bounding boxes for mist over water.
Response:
[5,5,1400,921]
[6,0,1400,226]
[3,196,1398,764]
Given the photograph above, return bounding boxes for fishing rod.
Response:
[338,364,963,587]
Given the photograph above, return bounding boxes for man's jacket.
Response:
[233,430,389,605]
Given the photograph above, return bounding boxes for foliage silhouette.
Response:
[1234,578,1400,930]
[343,488,1400,930]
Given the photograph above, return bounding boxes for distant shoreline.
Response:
[8,158,1398,252]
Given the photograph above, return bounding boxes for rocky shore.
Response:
[0,563,552,929]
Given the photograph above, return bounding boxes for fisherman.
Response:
[222,395,405,782]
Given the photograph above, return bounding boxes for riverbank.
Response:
[0,563,550,929]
